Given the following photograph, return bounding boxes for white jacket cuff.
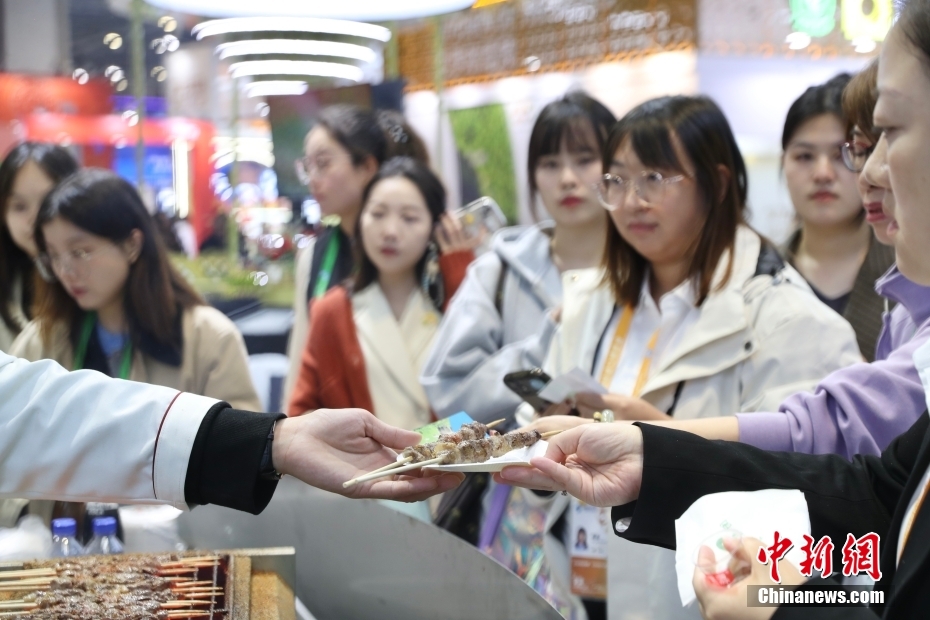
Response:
[153,392,221,509]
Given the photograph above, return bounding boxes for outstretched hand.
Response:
[272,409,464,502]
[494,422,645,507]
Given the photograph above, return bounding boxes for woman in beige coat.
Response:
[0,143,79,352]
[10,169,260,412]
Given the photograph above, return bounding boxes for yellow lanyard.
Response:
[597,305,660,397]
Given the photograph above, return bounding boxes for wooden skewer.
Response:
[350,419,511,487]
[0,603,35,611]
[343,456,444,487]
[160,556,220,567]
[0,578,54,586]
[345,429,560,487]
[343,457,413,487]
[165,612,212,618]
[161,601,212,608]
[0,569,56,580]
[0,585,50,592]
[172,580,214,588]
[177,591,224,599]
[159,568,199,575]
[0,612,33,617]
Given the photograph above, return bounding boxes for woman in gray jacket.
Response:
[421,92,616,425]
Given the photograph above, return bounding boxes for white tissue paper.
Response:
[674,489,811,607]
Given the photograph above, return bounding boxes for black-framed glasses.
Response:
[841,141,875,173]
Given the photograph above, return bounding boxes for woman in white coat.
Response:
[518,95,862,620]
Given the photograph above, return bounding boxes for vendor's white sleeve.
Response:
[0,352,219,509]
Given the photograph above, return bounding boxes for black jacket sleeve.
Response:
[184,402,285,514]
[613,413,927,564]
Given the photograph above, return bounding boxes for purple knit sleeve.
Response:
[737,322,930,460]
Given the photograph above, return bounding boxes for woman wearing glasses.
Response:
[0,143,78,352]
[531,95,860,620]
[9,169,261,411]
[781,74,895,361]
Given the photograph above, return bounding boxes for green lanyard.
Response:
[73,312,133,380]
[312,232,341,299]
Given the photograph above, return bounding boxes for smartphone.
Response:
[454,196,507,240]
[504,368,555,413]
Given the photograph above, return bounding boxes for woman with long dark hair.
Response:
[285,105,472,401]
[10,169,260,410]
[0,143,79,351]
[288,157,471,429]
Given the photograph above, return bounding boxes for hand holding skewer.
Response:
[272,409,464,502]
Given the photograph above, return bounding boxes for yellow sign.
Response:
[841,0,893,42]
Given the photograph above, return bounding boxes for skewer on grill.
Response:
[161,601,213,608]
[343,429,560,486]
[343,418,507,487]
[0,570,55,580]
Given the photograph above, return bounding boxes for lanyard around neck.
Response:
[73,312,133,380]
[313,231,342,299]
[597,305,660,398]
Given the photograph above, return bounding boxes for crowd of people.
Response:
[1,1,930,619]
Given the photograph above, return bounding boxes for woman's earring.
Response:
[422,241,444,306]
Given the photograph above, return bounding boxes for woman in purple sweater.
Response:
[543,64,930,461]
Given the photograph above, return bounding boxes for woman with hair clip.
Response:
[780,73,895,361]
[10,169,261,411]
[0,143,79,351]
[528,95,860,620]
[285,105,471,401]
[288,157,473,430]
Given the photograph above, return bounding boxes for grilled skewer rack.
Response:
[0,547,295,620]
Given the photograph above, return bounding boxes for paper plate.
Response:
[423,440,549,472]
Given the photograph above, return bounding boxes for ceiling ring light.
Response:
[192,17,391,42]
[229,60,364,81]
[144,0,474,22]
[244,80,309,97]
[215,40,377,62]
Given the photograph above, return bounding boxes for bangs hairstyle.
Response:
[897,0,930,70]
[781,73,852,150]
[314,105,388,168]
[842,60,879,144]
[602,95,748,308]
[527,92,617,217]
[353,157,447,310]
[0,142,79,333]
[34,169,203,350]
